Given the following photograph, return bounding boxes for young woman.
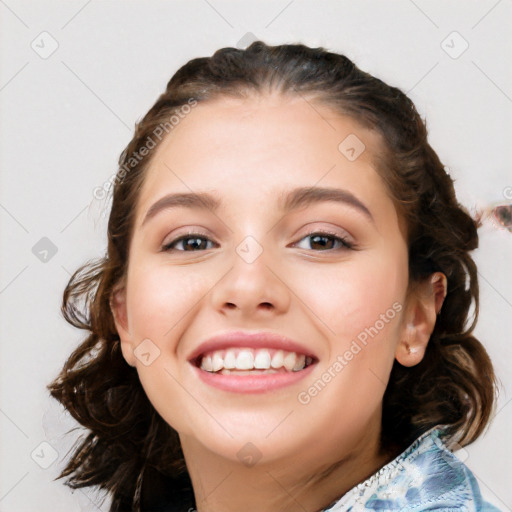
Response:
[48,41,500,512]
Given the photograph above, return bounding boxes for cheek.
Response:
[292,252,407,347]
[293,254,406,433]
[124,262,208,433]
[126,262,208,340]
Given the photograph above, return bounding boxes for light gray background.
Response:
[1,1,511,511]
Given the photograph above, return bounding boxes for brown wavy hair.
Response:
[47,41,498,511]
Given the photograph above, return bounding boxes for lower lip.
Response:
[192,364,316,394]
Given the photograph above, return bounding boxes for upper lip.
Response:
[187,330,318,364]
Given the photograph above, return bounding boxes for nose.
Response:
[209,240,292,319]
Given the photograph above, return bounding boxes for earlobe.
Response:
[110,286,136,367]
[395,272,447,367]
[395,323,426,367]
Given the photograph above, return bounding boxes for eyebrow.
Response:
[280,186,374,224]
[141,186,374,226]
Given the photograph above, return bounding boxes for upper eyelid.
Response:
[162,231,215,248]
[291,231,353,249]
[291,225,354,245]
[163,221,352,240]
[164,228,349,242]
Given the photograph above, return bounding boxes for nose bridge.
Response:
[210,234,290,315]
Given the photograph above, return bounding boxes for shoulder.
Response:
[324,428,502,512]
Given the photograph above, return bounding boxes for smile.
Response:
[188,330,318,393]
[197,347,315,374]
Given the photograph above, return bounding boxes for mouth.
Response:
[187,331,318,393]
[192,347,316,375]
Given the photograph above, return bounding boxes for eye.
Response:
[162,233,217,252]
[161,231,353,252]
[292,231,354,251]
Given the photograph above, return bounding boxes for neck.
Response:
[180,418,393,512]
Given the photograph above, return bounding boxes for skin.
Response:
[111,92,447,512]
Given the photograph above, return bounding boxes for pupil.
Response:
[311,235,332,250]
[186,238,205,250]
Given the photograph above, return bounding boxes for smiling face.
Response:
[111,92,429,471]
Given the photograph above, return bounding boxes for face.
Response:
[112,92,418,469]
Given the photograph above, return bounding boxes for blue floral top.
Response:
[323,427,501,512]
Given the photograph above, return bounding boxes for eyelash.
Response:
[161,231,354,252]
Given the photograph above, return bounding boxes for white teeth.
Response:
[235,350,254,370]
[283,352,297,371]
[201,355,213,372]
[199,347,310,373]
[223,350,236,369]
[271,350,284,369]
[254,350,271,369]
[212,353,224,372]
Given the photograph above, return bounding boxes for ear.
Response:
[110,285,136,367]
[395,272,448,367]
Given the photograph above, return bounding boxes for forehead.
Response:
[151,93,383,162]
[135,94,392,220]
